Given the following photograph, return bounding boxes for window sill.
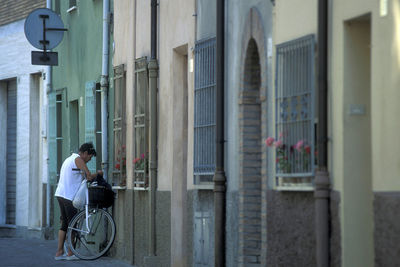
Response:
[112,185,126,190]
[133,186,149,191]
[275,185,314,192]
[0,224,16,229]
[193,184,214,190]
[67,6,77,13]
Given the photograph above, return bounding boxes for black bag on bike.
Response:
[89,174,115,208]
[89,186,115,208]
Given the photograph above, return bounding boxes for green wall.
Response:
[50,0,114,236]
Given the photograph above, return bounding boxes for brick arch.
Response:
[238,7,268,267]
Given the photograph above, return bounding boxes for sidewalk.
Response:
[0,237,134,267]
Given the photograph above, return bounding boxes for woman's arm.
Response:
[75,157,97,181]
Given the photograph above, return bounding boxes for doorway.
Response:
[171,45,189,267]
[238,38,262,266]
[343,14,373,267]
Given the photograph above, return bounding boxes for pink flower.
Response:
[265,137,275,146]
[115,163,120,170]
[141,153,145,159]
[274,140,283,148]
[133,157,140,164]
[295,140,304,151]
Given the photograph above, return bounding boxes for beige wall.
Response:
[158,0,195,192]
[158,1,195,266]
[331,0,400,191]
[275,0,400,266]
[274,0,317,44]
[113,0,135,189]
[331,1,400,265]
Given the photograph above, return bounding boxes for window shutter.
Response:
[85,81,96,174]
[193,37,216,182]
[48,92,57,184]
[274,35,315,187]
[134,57,149,188]
[113,64,126,185]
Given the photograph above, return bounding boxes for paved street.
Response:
[0,237,134,267]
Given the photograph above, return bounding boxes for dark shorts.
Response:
[57,197,78,232]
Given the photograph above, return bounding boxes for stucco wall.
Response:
[0,19,46,228]
[158,0,195,192]
[274,0,317,44]
[113,0,135,189]
[331,1,400,266]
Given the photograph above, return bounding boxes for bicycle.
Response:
[66,181,116,260]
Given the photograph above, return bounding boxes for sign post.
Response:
[24,8,67,66]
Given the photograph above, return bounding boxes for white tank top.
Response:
[55,153,84,200]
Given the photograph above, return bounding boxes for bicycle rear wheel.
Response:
[67,208,116,260]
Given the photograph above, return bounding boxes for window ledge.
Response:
[275,185,314,192]
[133,186,149,191]
[0,224,16,229]
[193,184,214,190]
[67,6,77,13]
[112,185,126,190]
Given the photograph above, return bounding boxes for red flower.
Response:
[265,137,275,147]
[304,145,311,154]
[133,158,140,164]
[115,163,120,170]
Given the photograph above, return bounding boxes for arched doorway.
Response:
[238,38,262,266]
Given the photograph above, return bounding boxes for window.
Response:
[193,37,216,185]
[85,82,97,174]
[56,94,63,180]
[54,0,61,15]
[95,83,102,171]
[67,0,77,13]
[69,0,76,8]
[113,65,127,186]
[272,35,316,189]
[134,58,149,189]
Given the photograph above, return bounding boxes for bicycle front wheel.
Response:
[67,208,116,260]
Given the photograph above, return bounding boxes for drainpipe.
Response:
[101,0,110,181]
[315,0,330,266]
[45,0,52,228]
[148,0,158,256]
[214,0,226,266]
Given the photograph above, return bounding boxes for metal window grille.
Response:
[194,37,216,183]
[113,65,127,186]
[134,58,149,189]
[274,35,315,188]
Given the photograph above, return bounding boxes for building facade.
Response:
[49,0,114,235]
[274,0,400,266]
[0,0,48,238]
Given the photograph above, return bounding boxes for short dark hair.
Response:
[79,142,97,156]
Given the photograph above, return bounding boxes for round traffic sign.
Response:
[24,8,65,50]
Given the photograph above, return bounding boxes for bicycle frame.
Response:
[69,181,92,234]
